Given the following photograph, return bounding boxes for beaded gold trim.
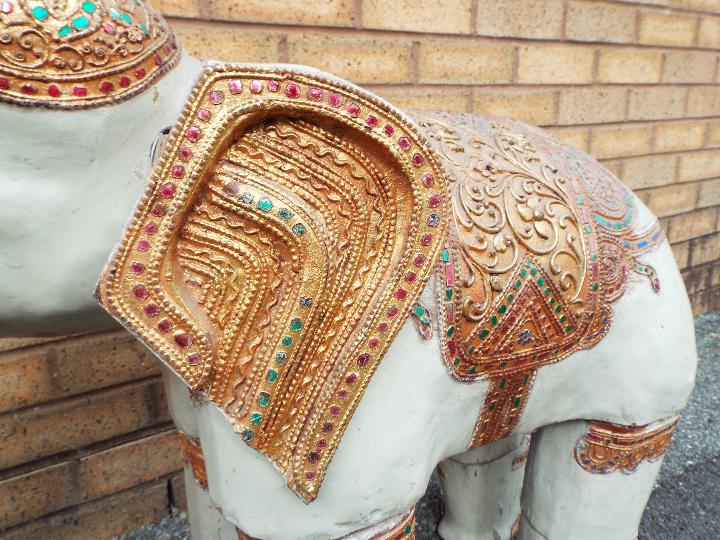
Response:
[574,416,679,474]
[97,65,449,502]
[0,0,179,108]
[178,432,207,489]
[414,112,665,447]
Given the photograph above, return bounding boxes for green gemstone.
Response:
[120,12,131,23]
[257,392,270,407]
[524,373,529,383]
[499,377,506,390]
[520,269,527,278]
[447,325,455,337]
[514,280,522,290]
[290,318,303,331]
[267,369,278,383]
[544,287,551,295]
[490,316,498,326]
[507,294,514,303]
[499,361,507,367]
[276,351,287,364]
[537,277,545,286]
[468,366,476,374]
[257,197,273,211]
[592,283,599,291]
[498,304,507,314]
[32,6,48,19]
[72,15,89,29]
[566,324,573,332]
[282,336,293,347]
[58,25,72,36]
[81,1,96,13]
[453,358,460,366]
[530,268,538,276]
[292,223,306,235]
[480,329,489,338]
[278,208,292,220]
[442,249,450,262]
[415,305,425,317]
[445,288,453,300]
[555,305,562,314]
[140,24,149,34]
[549,298,555,305]
[488,403,495,412]
[250,412,263,425]
[405,525,413,535]
[514,397,521,407]
[525,260,532,267]
[560,315,566,323]
[241,429,255,442]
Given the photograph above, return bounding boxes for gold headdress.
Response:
[0,0,179,108]
[96,64,449,502]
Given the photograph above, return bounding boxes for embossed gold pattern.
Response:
[414,112,665,446]
[178,432,208,489]
[0,0,179,108]
[574,416,679,474]
[97,65,449,502]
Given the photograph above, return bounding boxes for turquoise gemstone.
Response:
[257,393,270,407]
[257,197,273,211]
[82,1,96,13]
[32,6,48,19]
[242,192,254,204]
[282,336,292,347]
[140,24,149,34]
[447,325,455,337]
[250,413,263,425]
[267,369,278,383]
[292,223,306,235]
[72,16,89,29]
[241,429,254,442]
[120,12,132,23]
[278,208,292,220]
[442,249,449,262]
[58,25,72,36]
[290,318,302,332]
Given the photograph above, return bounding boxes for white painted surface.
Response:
[0,54,203,336]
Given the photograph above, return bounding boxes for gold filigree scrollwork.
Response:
[574,416,679,474]
[0,0,179,108]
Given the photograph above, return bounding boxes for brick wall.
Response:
[2,0,719,536]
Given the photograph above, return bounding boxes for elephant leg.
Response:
[184,467,240,540]
[519,418,676,540]
[438,433,530,540]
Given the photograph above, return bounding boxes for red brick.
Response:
[80,431,182,499]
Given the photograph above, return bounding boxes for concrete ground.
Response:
[121,311,720,540]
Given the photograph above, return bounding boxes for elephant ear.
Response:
[96,64,449,502]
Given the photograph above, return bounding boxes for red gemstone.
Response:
[137,239,150,252]
[21,84,37,95]
[305,471,317,481]
[345,373,358,385]
[197,108,210,122]
[422,172,434,187]
[413,254,426,267]
[421,233,432,246]
[208,89,224,104]
[144,221,158,234]
[249,80,263,93]
[378,322,388,333]
[186,126,201,142]
[267,80,280,92]
[395,288,407,300]
[366,115,378,127]
[130,262,145,274]
[322,422,333,433]
[144,303,160,317]
[151,204,166,217]
[307,87,323,100]
[228,80,242,94]
[317,439,327,448]
[369,338,379,349]
[387,306,399,318]
[384,124,394,136]
[448,340,457,355]
[337,389,349,399]
[428,194,442,208]
[154,54,163,66]
[72,86,86,97]
[347,102,360,117]
[133,284,149,300]
[0,78,8,89]
[405,271,417,283]
[159,182,176,198]
[412,152,425,166]
[158,319,172,333]
[179,147,192,161]
[135,68,146,78]
[285,83,300,98]
[187,353,202,365]
[329,405,340,416]
[357,353,370,367]
[100,81,114,93]
[174,332,192,348]
[398,137,411,151]
[119,76,130,88]
[171,165,185,178]
[328,93,342,107]
[48,85,61,97]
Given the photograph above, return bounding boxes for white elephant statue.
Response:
[0,4,697,540]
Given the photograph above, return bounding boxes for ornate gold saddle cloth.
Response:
[97,65,663,502]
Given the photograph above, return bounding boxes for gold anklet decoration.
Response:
[0,0,179,108]
[410,302,433,340]
[178,432,207,489]
[367,508,416,540]
[414,113,665,447]
[575,416,679,474]
[96,65,449,502]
